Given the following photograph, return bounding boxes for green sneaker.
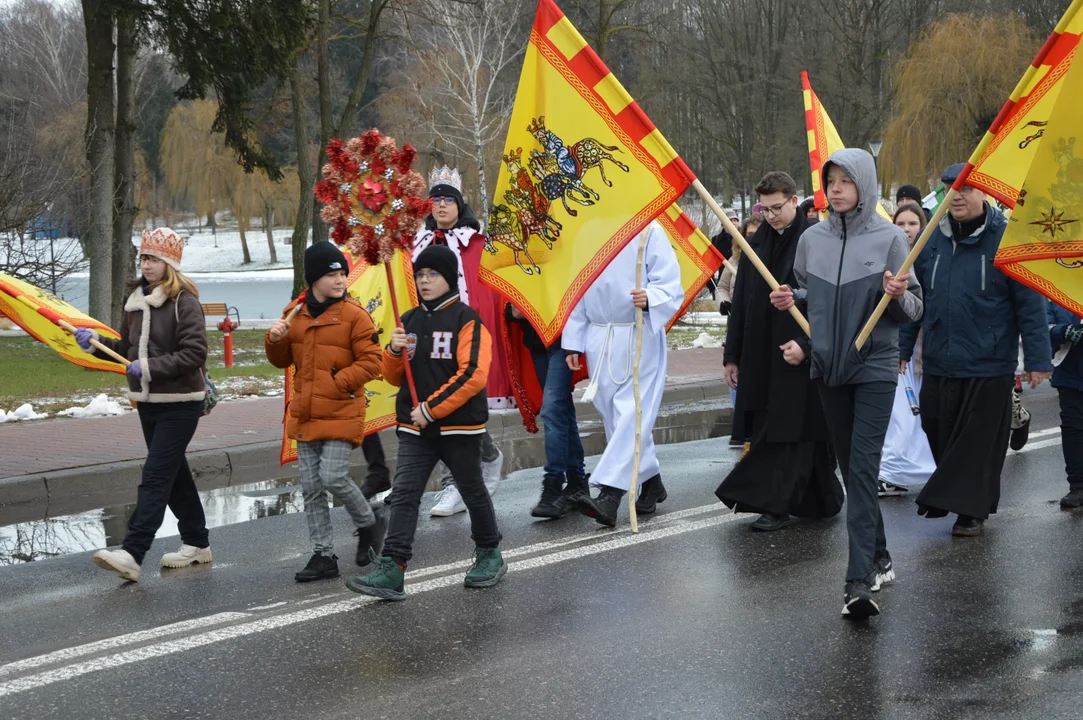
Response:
[345,553,406,601]
[464,547,507,588]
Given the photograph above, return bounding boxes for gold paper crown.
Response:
[139,227,185,270]
[428,165,462,191]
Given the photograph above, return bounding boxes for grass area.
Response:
[0,329,283,415]
[666,324,726,350]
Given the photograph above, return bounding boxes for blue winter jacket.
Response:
[1049,301,1083,392]
[899,203,1052,377]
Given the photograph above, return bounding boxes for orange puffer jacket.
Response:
[265,297,382,447]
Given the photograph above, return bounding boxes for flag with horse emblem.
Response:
[480,0,702,346]
[279,249,416,465]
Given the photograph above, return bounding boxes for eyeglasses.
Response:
[431,197,457,206]
[760,200,794,217]
[415,270,443,282]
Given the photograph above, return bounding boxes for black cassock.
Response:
[715,216,843,519]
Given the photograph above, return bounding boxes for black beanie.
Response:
[429,183,465,215]
[896,184,922,205]
[304,242,349,286]
[415,245,459,290]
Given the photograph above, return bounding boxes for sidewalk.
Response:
[0,349,729,518]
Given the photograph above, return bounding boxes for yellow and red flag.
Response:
[0,273,124,375]
[480,0,704,346]
[966,0,1083,207]
[801,70,891,220]
[279,250,416,465]
[991,0,1083,314]
[657,203,723,331]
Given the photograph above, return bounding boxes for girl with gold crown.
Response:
[411,166,513,516]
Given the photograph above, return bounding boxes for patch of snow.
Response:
[691,331,723,349]
[0,403,48,422]
[57,394,130,418]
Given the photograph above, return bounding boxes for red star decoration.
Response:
[1030,205,1078,240]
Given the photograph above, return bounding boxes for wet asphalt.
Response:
[1,386,1081,719]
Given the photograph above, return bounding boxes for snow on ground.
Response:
[56,394,130,418]
[0,403,48,422]
[690,331,724,349]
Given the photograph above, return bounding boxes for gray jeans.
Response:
[297,439,375,555]
[439,430,501,489]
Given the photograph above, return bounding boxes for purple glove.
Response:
[126,362,143,381]
[74,328,94,352]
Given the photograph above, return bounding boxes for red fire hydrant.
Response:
[217,317,239,367]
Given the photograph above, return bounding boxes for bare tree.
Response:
[399,0,524,221]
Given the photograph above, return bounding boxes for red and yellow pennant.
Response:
[992,0,1083,315]
[657,203,723,331]
[279,250,416,465]
[801,70,891,220]
[968,0,1083,207]
[0,273,124,375]
[480,0,698,346]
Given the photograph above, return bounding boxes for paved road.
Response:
[0,387,1080,719]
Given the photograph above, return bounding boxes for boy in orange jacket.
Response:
[266,242,385,583]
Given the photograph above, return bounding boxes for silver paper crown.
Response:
[428,165,462,191]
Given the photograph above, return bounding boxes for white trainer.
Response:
[430,484,467,517]
[482,449,504,496]
[160,544,213,568]
[93,549,141,582]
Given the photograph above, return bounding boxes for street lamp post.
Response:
[868,140,884,196]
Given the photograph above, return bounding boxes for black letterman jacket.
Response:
[382,292,491,436]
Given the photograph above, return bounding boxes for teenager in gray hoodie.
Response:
[771,148,922,620]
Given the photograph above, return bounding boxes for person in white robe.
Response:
[879,337,936,492]
[562,221,684,527]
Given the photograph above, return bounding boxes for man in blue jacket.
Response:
[1049,301,1083,509]
[900,163,1052,537]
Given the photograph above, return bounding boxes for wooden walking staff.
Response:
[627,232,649,534]
[691,179,812,337]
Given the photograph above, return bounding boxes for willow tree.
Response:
[880,14,1039,192]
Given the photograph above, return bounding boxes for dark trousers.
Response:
[361,433,389,484]
[383,432,501,564]
[816,381,895,583]
[1059,387,1083,491]
[123,401,208,565]
[531,345,586,479]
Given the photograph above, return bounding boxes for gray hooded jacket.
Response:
[794,148,923,387]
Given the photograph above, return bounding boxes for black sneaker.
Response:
[1061,489,1083,509]
[553,472,590,516]
[877,479,908,498]
[577,486,624,528]
[842,580,879,619]
[359,474,391,501]
[634,475,668,514]
[952,515,984,537]
[295,553,339,583]
[354,506,388,566]
[531,474,568,519]
[1009,390,1031,451]
[749,513,791,532]
[870,552,895,592]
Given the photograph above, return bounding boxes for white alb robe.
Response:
[879,364,936,486]
[562,221,684,491]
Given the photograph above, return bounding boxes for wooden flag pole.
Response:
[627,231,649,534]
[57,318,130,366]
[385,262,420,406]
[691,179,811,337]
[853,190,956,350]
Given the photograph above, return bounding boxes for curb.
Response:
[0,381,732,523]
